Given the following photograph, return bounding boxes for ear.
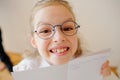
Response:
[29,35,37,48]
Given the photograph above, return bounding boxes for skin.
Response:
[0,61,13,80]
[101,61,111,77]
[0,61,5,71]
[31,5,78,65]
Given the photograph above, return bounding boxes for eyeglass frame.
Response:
[34,20,80,40]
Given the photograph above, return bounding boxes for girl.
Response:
[13,0,111,77]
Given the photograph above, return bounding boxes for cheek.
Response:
[35,37,50,54]
[71,36,78,52]
[71,35,78,43]
[37,41,50,58]
[38,41,49,52]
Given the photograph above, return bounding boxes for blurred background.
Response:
[0,0,120,71]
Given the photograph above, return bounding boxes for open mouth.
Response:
[49,47,69,55]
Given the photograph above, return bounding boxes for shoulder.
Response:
[13,56,41,72]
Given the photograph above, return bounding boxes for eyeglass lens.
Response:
[35,21,79,39]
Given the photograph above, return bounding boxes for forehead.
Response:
[33,5,74,26]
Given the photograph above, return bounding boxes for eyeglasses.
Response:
[34,20,80,39]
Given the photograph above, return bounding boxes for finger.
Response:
[101,60,109,69]
[101,67,111,77]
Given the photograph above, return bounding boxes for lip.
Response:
[49,46,69,56]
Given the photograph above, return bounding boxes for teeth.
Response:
[52,48,67,53]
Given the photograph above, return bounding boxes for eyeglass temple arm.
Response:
[76,25,80,29]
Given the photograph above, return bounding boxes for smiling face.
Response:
[31,5,78,65]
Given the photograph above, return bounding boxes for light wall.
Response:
[70,0,120,67]
[0,0,120,67]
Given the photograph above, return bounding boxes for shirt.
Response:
[13,56,50,72]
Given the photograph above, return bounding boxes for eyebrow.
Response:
[63,18,75,23]
[37,18,74,26]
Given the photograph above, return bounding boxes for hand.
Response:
[101,60,111,77]
[0,61,13,80]
[0,61,6,71]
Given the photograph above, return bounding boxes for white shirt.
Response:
[13,56,50,72]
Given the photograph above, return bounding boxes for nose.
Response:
[52,27,66,43]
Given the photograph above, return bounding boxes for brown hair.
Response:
[28,0,82,58]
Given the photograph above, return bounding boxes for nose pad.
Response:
[52,27,66,43]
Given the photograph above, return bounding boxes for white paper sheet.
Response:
[12,64,68,80]
[67,49,109,80]
[12,49,110,80]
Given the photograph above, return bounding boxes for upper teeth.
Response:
[52,48,67,53]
